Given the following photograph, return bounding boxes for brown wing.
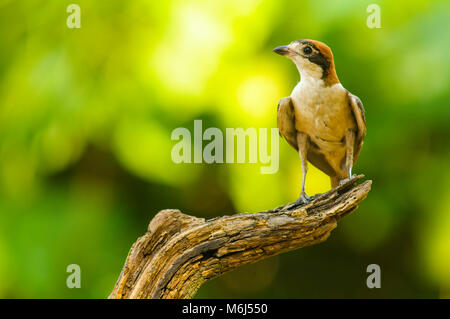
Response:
[347,92,366,163]
[277,97,298,150]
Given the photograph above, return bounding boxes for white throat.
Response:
[291,71,343,99]
[298,72,325,88]
[294,59,324,83]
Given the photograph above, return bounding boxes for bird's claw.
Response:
[295,193,311,205]
[281,193,311,211]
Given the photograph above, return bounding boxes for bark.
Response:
[109,175,371,299]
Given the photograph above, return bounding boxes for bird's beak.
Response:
[272,45,292,56]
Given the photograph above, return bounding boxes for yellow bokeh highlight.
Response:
[237,74,280,119]
[151,1,233,97]
[423,185,450,293]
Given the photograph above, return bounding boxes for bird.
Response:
[273,39,366,204]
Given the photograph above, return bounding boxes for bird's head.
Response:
[273,39,339,86]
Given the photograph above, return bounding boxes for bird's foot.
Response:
[294,193,311,205]
[280,193,312,211]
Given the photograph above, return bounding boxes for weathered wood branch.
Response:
[109,175,371,299]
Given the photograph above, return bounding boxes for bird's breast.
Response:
[291,82,355,150]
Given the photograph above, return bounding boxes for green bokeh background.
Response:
[0,0,449,298]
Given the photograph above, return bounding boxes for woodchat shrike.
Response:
[274,39,366,204]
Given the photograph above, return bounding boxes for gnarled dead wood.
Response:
[109,175,371,299]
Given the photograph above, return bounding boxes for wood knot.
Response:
[148,209,205,234]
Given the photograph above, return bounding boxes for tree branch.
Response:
[109,175,371,299]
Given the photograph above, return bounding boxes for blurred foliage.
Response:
[0,0,449,298]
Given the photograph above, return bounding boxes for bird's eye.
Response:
[303,46,312,54]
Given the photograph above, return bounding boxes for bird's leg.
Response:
[295,133,310,204]
[339,130,356,185]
